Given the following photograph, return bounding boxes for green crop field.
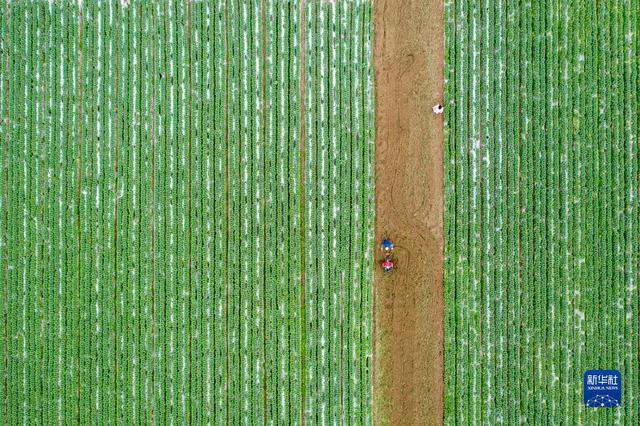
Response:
[0,1,374,424]
[444,0,639,424]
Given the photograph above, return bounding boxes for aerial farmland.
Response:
[0,0,638,425]
[0,1,373,424]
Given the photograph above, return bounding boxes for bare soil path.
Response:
[373,0,445,424]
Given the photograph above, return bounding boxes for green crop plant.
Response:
[0,1,374,424]
[444,0,639,424]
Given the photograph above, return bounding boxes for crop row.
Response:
[444,0,639,424]
[0,1,374,424]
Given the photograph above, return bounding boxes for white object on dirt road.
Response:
[432,104,444,114]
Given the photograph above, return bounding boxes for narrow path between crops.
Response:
[373,0,445,424]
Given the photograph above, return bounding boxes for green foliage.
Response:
[0,1,374,424]
[444,1,639,424]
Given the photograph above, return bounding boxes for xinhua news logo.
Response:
[583,370,622,408]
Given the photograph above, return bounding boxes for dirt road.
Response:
[373,0,445,424]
